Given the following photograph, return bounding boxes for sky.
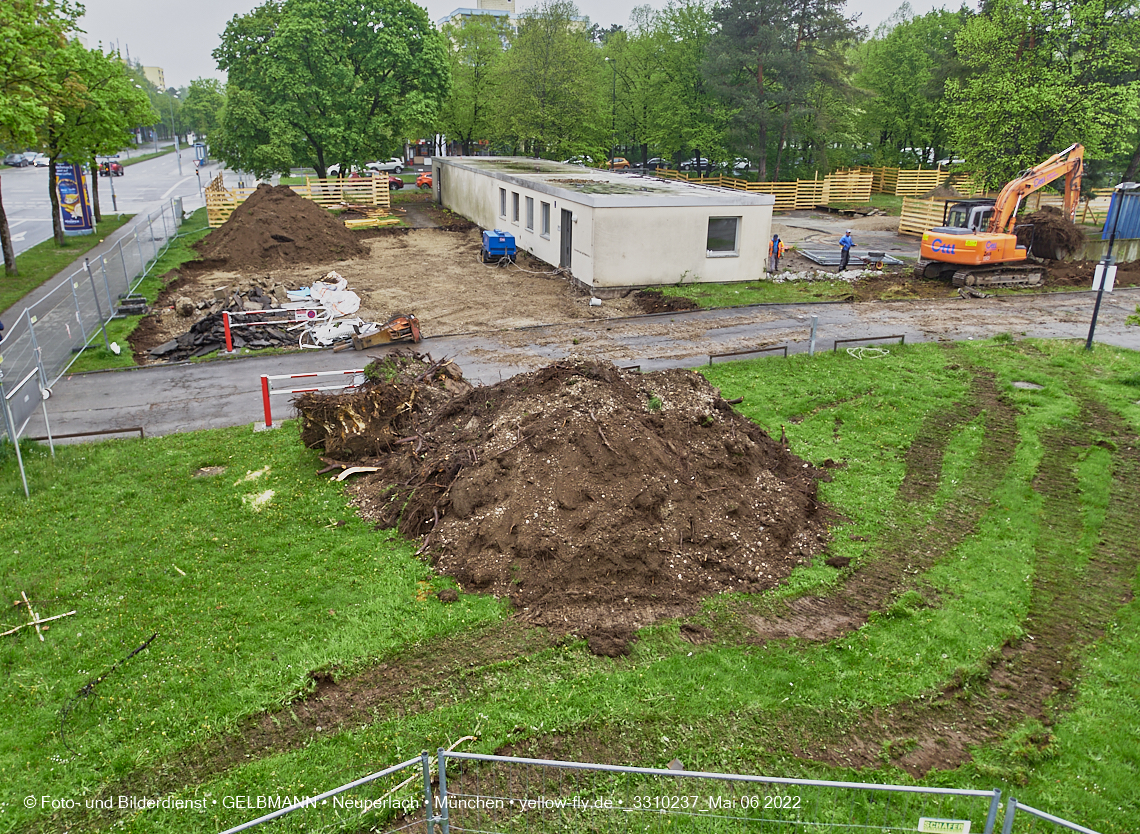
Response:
[79,0,958,90]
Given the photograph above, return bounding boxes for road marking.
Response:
[161,176,195,200]
[12,232,26,242]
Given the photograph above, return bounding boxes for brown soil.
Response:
[193,183,366,269]
[1017,205,1087,259]
[1037,258,1140,288]
[632,288,701,313]
[298,355,833,650]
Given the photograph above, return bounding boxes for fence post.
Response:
[136,232,146,283]
[85,258,112,350]
[69,271,89,345]
[436,749,450,834]
[1001,797,1017,834]
[117,239,129,291]
[99,257,115,314]
[983,788,1002,834]
[159,203,170,242]
[0,370,30,498]
[809,315,818,356]
[421,750,436,833]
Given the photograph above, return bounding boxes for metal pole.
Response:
[148,212,159,259]
[85,259,112,350]
[99,258,115,314]
[983,788,1002,834]
[420,750,436,833]
[436,749,450,834]
[809,315,818,356]
[117,239,129,293]
[0,370,30,498]
[1085,183,1136,350]
[1001,797,1017,834]
[69,271,89,345]
[170,95,183,177]
[35,364,55,458]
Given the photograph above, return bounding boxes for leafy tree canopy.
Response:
[213,0,451,178]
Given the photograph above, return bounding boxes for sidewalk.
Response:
[19,288,1140,442]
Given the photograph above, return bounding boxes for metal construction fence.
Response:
[219,750,1102,834]
[0,198,184,445]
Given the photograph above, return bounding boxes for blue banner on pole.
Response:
[56,162,95,236]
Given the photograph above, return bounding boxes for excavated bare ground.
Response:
[302,357,835,651]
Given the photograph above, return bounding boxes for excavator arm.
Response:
[987,143,1084,234]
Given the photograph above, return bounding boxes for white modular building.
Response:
[431,157,775,291]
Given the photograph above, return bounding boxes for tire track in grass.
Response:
[744,367,1020,642]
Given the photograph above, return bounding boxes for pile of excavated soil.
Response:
[1018,205,1087,259]
[194,184,366,269]
[299,355,833,654]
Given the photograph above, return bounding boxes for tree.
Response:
[641,0,727,165]
[181,78,226,139]
[439,15,510,155]
[213,0,451,178]
[854,6,971,165]
[496,0,604,159]
[0,0,81,275]
[40,42,156,241]
[944,0,1140,189]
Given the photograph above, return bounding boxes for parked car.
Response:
[387,174,403,190]
[644,157,671,169]
[3,152,31,167]
[32,153,49,167]
[99,161,124,176]
[729,157,749,173]
[366,157,405,174]
[609,157,631,170]
[416,172,432,189]
[679,156,711,171]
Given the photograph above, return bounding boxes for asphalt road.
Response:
[3,143,212,256]
[21,287,1140,442]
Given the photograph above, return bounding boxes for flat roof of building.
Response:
[438,156,776,208]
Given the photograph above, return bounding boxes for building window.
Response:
[540,201,550,238]
[512,192,520,224]
[525,196,534,230]
[706,217,740,256]
[499,188,506,218]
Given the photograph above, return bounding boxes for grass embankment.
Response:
[66,208,212,373]
[3,339,1138,833]
[120,147,177,167]
[0,215,134,316]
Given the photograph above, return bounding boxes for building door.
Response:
[560,209,572,268]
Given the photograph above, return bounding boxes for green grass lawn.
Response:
[1,214,134,317]
[2,339,1138,833]
[120,147,176,167]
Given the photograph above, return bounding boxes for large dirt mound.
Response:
[298,355,833,653]
[1018,205,1086,259]
[194,184,366,270]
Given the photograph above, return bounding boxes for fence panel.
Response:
[0,200,185,448]
[1001,798,1101,834]
[205,173,392,227]
[898,198,947,236]
[895,167,949,197]
[437,753,1003,834]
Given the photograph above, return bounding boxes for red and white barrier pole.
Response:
[261,375,272,428]
[223,311,233,353]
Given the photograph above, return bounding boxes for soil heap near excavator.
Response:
[194,183,366,270]
[1018,205,1087,260]
[297,354,833,654]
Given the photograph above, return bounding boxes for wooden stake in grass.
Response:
[20,591,43,642]
[1,609,76,638]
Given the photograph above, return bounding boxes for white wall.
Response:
[437,160,772,289]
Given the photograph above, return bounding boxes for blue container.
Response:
[1102,189,1140,241]
[482,228,516,262]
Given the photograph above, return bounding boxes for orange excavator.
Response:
[916,143,1084,287]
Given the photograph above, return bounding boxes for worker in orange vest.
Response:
[768,234,785,272]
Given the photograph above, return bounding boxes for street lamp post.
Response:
[1085,181,1138,350]
[169,93,183,176]
[605,57,616,170]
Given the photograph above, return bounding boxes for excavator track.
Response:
[914,259,1044,288]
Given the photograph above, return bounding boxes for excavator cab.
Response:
[943,200,995,233]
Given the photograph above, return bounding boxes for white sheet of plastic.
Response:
[309,271,346,301]
[319,289,361,316]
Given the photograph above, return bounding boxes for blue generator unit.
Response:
[481,229,517,263]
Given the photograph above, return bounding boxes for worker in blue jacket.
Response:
[838,230,853,273]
